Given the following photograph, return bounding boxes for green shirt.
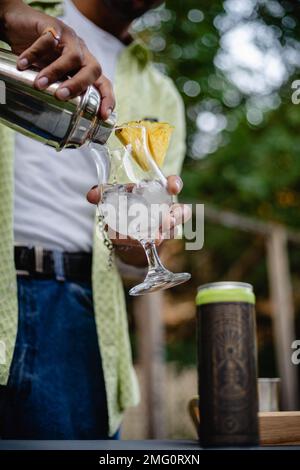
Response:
[0,0,186,435]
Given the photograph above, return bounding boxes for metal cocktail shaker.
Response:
[0,48,116,149]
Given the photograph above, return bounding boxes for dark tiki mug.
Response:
[196,282,259,446]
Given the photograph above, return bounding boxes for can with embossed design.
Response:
[196,282,259,446]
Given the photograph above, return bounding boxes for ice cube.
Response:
[101,182,170,240]
[132,180,171,206]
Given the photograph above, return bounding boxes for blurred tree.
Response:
[132,0,300,373]
[134,0,300,224]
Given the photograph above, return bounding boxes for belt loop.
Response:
[34,246,44,273]
[53,250,65,282]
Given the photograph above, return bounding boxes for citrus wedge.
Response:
[115,120,173,171]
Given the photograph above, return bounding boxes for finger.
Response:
[55,56,102,99]
[170,203,192,226]
[170,225,178,239]
[55,66,99,100]
[160,225,177,242]
[159,203,191,236]
[95,75,116,120]
[156,232,165,246]
[86,186,101,204]
[17,32,60,70]
[33,45,84,92]
[167,175,183,195]
[125,183,135,192]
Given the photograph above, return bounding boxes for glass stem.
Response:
[140,240,166,274]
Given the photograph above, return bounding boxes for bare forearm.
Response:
[0,0,21,10]
[0,1,29,44]
[0,0,22,27]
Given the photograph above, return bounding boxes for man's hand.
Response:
[87,175,191,266]
[0,0,115,118]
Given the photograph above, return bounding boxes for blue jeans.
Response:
[1,277,119,439]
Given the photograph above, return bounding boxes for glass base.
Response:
[129,270,191,296]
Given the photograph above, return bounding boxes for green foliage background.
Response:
[135,0,300,222]
[133,0,300,374]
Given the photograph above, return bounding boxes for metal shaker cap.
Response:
[91,111,117,145]
[64,85,116,148]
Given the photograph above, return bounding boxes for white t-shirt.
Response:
[14,0,125,252]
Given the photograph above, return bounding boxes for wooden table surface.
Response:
[259,411,300,446]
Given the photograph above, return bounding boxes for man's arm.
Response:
[0,0,115,117]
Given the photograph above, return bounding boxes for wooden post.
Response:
[266,226,299,410]
[133,292,166,438]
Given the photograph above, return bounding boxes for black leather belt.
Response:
[14,246,92,283]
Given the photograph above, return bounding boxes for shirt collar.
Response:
[126,39,152,68]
